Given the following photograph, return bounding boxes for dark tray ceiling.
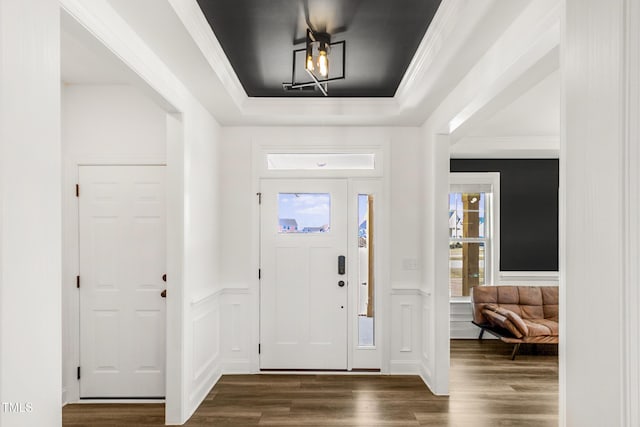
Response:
[196,0,442,97]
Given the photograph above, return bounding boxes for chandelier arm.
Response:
[304,68,328,96]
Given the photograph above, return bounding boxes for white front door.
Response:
[260,179,348,369]
[79,165,166,398]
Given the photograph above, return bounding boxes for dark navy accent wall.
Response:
[450,159,559,271]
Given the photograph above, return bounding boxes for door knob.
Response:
[161,289,167,298]
[162,274,167,282]
[338,280,345,287]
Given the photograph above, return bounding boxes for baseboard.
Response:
[388,359,420,374]
[222,359,251,374]
[186,363,222,422]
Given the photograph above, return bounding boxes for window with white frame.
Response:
[449,173,500,298]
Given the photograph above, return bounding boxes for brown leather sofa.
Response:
[470,285,559,359]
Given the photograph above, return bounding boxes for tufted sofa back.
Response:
[471,285,559,324]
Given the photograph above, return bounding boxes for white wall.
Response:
[418,131,450,394]
[62,84,167,159]
[218,126,426,375]
[60,84,167,404]
[59,2,225,423]
[562,0,639,425]
[180,104,223,417]
[0,0,62,426]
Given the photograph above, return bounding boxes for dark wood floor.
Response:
[63,340,558,426]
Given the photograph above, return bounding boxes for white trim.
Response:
[190,289,224,307]
[63,158,169,405]
[138,0,533,126]
[561,1,632,424]
[166,0,247,109]
[623,0,640,424]
[348,180,384,369]
[256,144,384,179]
[450,136,560,159]
[256,371,382,376]
[76,399,165,404]
[191,287,250,306]
[498,271,560,285]
[395,0,465,101]
[449,172,500,292]
[60,0,184,111]
[252,139,390,374]
[447,18,560,141]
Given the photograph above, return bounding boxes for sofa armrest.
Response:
[482,305,529,338]
[484,304,529,336]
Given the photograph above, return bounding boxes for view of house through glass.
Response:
[449,192,487,297]
[278,193,330,233]
[358,194,374,346]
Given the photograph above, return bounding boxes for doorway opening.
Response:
[78,165,166,399]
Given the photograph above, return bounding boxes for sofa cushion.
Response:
[484,304,529,336]
[520,304,545,320]
[470,286,498,324]
[482,309,524,338]
[518,286,543,305]
[471,285,559,328]
[523,319,559,337]
[542,287,559,320]
[496,286,519,304]
[500,304,524,317]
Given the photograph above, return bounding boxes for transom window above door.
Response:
[267,153,375,171]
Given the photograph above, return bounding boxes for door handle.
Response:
[338,281,345,287]
[161,289,167,298]
[338,255,345,275]
[162,274,167,282]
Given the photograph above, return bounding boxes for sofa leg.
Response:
[511,343,521,360]
[478,329,485,340]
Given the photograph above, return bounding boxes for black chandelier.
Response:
[282,29,346,96]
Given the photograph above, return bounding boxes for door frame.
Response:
[251,140,390,372]
[64,158,168,403]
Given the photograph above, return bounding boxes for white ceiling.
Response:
[468,70,560,137]
[61,13,133,85]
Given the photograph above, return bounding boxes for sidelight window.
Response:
[358,194,374,346]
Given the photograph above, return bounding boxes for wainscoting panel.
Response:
[220,289,252,373]
[421,297,433,381]
[389,290,421,374]
[187,290,223,413]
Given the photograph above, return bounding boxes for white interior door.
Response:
[79,165,166,398]
[260,179,348,369]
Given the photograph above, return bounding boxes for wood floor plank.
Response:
[62,339,558,426]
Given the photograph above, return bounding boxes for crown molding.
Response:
[395,0,466,103]
[60,0,188,113]
[167,0,248,110]
[450,136,560,158]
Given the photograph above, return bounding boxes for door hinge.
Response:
[77,366,81,380]
[256,192,262,204]
[258,268,261,280]
[75,184,79,197]
[76,276,80,289]
[258,344,261,354]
